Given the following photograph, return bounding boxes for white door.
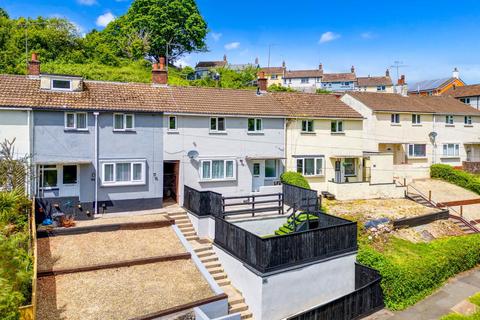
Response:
[252,161,265,192]
[38,164,79,198]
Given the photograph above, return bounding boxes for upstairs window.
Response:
[65,112,87,130]
[460,98,471,104]
[51,79,72,91]
[331,120,344,133]
[465,116,473,125]
[408,144,426,158]
[271,74,278,80]
[247,118,263,132]
[114,114,135,131]
[210,117,226,132]
[391,113,400,124]
[445,115,454,125]
[412,114,421,124]
[377,85,386,91]
[301,120,314,133]
[168,116,178,131]
[300,78,309,84]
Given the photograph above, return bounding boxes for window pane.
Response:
[125,115,134,129]
[304,158,315,175]
[63,165,77,184]
[338,121,343,132]
[42,169,58,187]
[302,121,307,132]
[104,164,114,182]
[315,158,323,175]
[226,161,234,178]
[308,121,313,132]
[344,158,355,175]
[76,113,87,129]
[265,160,276,178]
[218,118,225,131]
[296,159,303,174]
[202,161,211,179]
[169,116,176,130]
[212,160,224,179]
[248,118,255,131]
[256,118,262,131]
[253,163,260,176]
[52,79,70,89]
[413,144,426,157]
[331,121,336,132]
[132,163,142,181]
[116,163,131,182]
[114,114,124,130]
[66,113,75,128]
[210,118,217,130]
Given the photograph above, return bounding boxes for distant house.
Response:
[356,69,394,93]
[320,66,357,92]
[259,62,286,87]
[283,66,323,92]
[194,54,228,79]
[408,68,465,96]
[443,84,480,110]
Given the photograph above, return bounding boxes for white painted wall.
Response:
[0,109,31,158]
[187,212,216,239]
[284,78,322,92]
[214,245,357,320]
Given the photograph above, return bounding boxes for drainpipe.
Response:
[432,114,436,164]
[93,112,99,214]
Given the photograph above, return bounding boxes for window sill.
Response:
[209,131,227,135]
[390,123,401,126]
[440,155,460,159]
[113,129,136,133]
[167,130,179,134]
[464,125,473,127]
[264,177,279,181]
[331,132,345,135]
[445,124,455,127]
[101,182,145,187]
[303,174,324,178]
[412,124,423,127]
[247,132,265,135]
[300,132,316,135]
[64,128,89,132]
[407,156,427,160]
[199,178,236,183]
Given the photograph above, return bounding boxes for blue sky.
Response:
[2,0,480,83]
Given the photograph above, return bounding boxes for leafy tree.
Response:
[0,8,8,19]
[123,0,208,62]
[268,84,297,92]
[315,88,331,94]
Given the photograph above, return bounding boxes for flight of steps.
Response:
[451,218,476,234]
[168,210,253,320]
[406,192,436,208]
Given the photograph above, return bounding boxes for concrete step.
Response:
[203,261,221,269]
[213,272,228,280]
[217,278,231,286]
[197,250,215,258]
[227,294,245,305]
[176,221,193,228]
[183,231,197,237]
[239,310,253,319]
[193,245,212,253]
[179,226,195,233]
[186,235,199,241]
[229,302,248,313]
[200,255,218,263]
[207,266,224,274]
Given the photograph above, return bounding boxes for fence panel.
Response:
[184,186,223,217]
[282,183,319,211]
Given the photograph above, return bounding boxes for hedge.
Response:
[280,171,310,189]
[357,234,480,310]
[431,164,480,195]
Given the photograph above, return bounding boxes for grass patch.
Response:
[441,292,480,319]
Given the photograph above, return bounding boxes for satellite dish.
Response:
[187,150,199,159]
[428,132,437,143]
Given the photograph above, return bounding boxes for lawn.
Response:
[0,192,33,320]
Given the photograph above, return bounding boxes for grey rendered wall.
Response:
[33,111,163,211]
[164,115,285,201]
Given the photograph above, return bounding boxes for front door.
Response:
[252,161,264,192]
[163,161,179,203]
[38,164,80,198]
[334,160,342,183]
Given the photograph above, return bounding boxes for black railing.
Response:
[283,183,319,212]
[222,193,284,217]
[288,263,384,320]
[214,213,357,273]
[183,185,223,217]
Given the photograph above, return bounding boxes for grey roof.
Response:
[408,77,452,92]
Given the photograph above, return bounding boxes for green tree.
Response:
[268,84,297,92]
[0,8,8,19]
[123,0,208,62]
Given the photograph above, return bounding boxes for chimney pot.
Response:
[319,63,323,72]
[282,60,286,68]
[223,54,227,62]
[152,57,168,85]
[452,67,460,79]
[398,75,406,86]
[27,52,40,76]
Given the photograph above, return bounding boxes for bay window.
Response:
[443,144,460,157]
[200,159,236,181]
[101,160,145,186]
[408,144,427,158]
[296,157,324,176]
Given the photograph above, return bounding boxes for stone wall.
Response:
[463,161,480,174]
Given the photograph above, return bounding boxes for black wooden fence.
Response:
[183,185,223,217]
[214,213,357,273]
[288,263,384,320]
[392,209,449,228]
[283,183,319,212]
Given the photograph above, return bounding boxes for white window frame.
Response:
[300,78,309,84]
[407,144,427,158]
[301,120,314,133]
[199,159,236,182]
[376,85,386,92]
[296,157,324,177]
[113,113,135,131]
[343,158,357,177]
[412,114,421,125]
[445,115,454,125]
[210,117,226,133]
[442,144,460,157]
[168,116,178,132]
[391,113,400,124]
[465,116,473,125]
[247,118,263,133]
[51,78,72,91]
[64,112,88,131]
[100,160,146,186]
[331,120,344,133]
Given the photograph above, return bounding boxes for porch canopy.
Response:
[245,156,285,160]
[35,160,92,165]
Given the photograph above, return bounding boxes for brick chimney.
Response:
[152,57,168,85]
[386,69,390,77]
[223,54,227,62]
[398,75,406,86]
[319,63,323,73]
[257,71,267,93]
[351,65,355,73]
[282,60,286,69]
[28,52,40,77]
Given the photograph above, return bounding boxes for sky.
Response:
[2,0,480,84]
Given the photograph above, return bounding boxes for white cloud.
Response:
[77,0,97,5]
[224,42,240,50]
[96,12,115,27]
[211,32,222,41]
[361,32,375,39]
[319,31,340,44]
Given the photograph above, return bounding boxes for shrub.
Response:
[357,234,480,310]
[431,164,480,195]
[280,171,310,189]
